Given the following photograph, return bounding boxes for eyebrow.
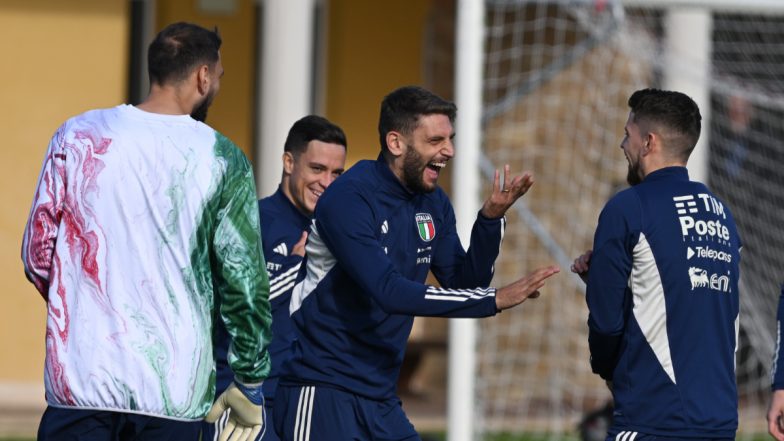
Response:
[428,133,455,142]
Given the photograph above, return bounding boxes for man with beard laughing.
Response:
[272,85,560,441]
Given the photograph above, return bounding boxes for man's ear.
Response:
[282,152,295,175]
[196,64,210,95]
[386,131,405,157]
[642,132,655,156]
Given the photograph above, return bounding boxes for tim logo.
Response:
[688,266,731,293]
[674,195,699,215]
[675,194,730,242]
[416,213,436,242]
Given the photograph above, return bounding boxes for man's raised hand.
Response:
[480,164,534,219]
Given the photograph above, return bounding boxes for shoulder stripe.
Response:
[269,281,296,301]
[269,263,301,293]
[269,263,303,300]
[270,271,298,292]
[269,262,302,286]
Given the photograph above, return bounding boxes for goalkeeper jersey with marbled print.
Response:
[21,104,272,421]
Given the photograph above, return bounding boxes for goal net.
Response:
[461,0,784,438]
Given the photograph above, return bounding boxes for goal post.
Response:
[449,1,485,441]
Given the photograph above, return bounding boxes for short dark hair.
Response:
[378,86,457,152]
[628,88,702,161]
[284,115,347,157]
[148,22,222,86]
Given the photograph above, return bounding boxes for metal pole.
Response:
[449,0,485,439]
[663,8,712,182]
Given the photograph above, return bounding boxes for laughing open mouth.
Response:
[427,161,446,172]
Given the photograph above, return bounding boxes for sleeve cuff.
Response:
[234,375,264,387]
[477,210,505,222]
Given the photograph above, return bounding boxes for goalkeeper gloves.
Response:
[205,381,265,441]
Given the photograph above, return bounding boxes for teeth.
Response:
[429,162,446,169]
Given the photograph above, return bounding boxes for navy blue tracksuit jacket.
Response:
[282,156,504,400]
[587,167,741,438]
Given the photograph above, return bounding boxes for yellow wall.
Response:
[157,0,257,159]
[325,0,431,165]
[0,0,128,383]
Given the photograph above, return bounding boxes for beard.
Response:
[191,90,215,123]
[626,159,643,186]
[401,145,436,193]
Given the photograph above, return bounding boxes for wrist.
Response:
[479,207,504,220]
[493,287,504,312]
[234,378,264,405]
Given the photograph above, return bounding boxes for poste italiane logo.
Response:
[415,213,436,242]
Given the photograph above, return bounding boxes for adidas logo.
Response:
[273,243,288,256]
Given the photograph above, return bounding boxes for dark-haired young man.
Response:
[205,115,347,441]
[571,89,741,440]
[22,22,271,441]
[273,86,559,441]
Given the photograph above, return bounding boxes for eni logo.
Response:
[688,267,731,293]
